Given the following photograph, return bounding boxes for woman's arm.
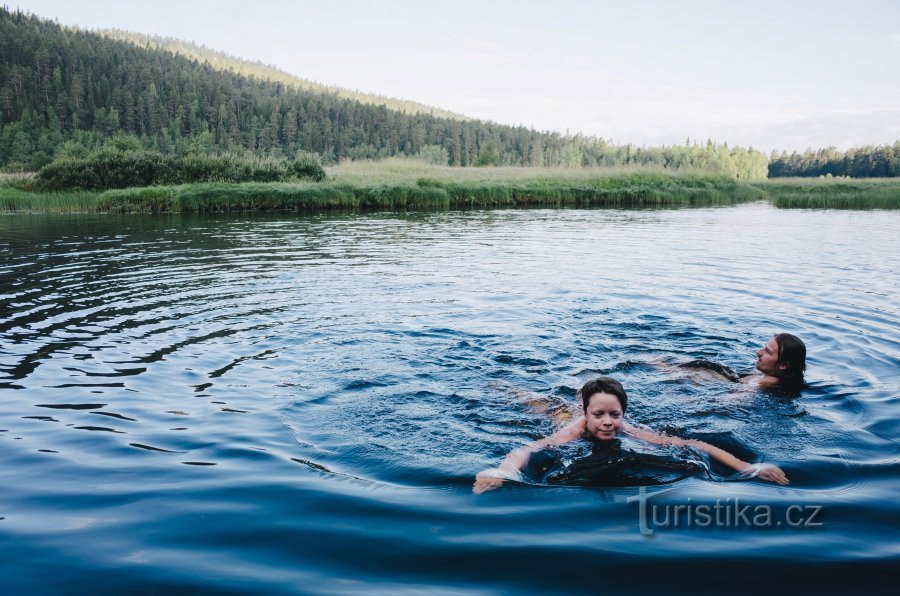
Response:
[622,422,789,485]
[473,417,586,493]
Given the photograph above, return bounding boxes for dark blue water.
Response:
[1,203,898,593]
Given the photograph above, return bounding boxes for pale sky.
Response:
[12,0,900,152]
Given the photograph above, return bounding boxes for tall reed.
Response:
[96,175,763,213]
[0,186,101,212]
[754,178,900,209]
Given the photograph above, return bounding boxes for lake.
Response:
[1,202,898,593]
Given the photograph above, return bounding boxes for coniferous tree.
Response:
[0,7,772,178]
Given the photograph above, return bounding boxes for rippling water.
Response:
[1,203,898,593]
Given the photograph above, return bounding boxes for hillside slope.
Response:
[98,29,471,122]
[0,8,767,178]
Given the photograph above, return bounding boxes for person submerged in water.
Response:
[669,333,807,390]
[744,333,806,388]
[473,377,788,493]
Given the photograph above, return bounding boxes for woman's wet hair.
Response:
[774,333,807,385]
[580,377,628,413]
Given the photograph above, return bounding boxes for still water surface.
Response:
[1,203,898,593]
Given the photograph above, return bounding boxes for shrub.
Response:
[416,145,450,166]
[35,150,326,190]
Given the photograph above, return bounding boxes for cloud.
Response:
[761,110,900,151]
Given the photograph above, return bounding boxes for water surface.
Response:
[1,203,898,593]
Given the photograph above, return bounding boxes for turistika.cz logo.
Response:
[627,487,824,536]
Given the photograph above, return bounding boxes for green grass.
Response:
[752,178,900,209]
[94,172,762,213]
[326,158,683,185]
[4,159,899,213]
[0,185,102,212]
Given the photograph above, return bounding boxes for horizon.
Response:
[10,0,900,154]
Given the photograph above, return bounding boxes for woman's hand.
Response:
[473,466,522,493]
[741,463,789,485]
[473,470,506,494]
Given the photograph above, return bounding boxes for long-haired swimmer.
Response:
[747,333,806,388]
[473,377,788,493]
[665,333,807,391]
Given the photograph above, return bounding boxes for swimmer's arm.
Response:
[500,417,585,471]
[651,358,743,385]
[622,422,689,448]
[685,440,789,485]
[622,423,789,485]
[474,417,586,493]
[646,357,680,373]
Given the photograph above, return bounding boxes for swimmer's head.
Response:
[774,333,806,384]
[757,333,806,385]
[580,377,627,441]
[580,377,628,413]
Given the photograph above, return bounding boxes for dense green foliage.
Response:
[768,143,900,178]
[754,178,900,209]
[0,8,768,178]
[93,173,763,213]
[34,141,325,190]
[416,145,450,165]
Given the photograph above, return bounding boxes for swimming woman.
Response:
[664,333,807,390]
[473,377,789,493]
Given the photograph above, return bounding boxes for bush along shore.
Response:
[33,150,326,191]
[91,173,764,213]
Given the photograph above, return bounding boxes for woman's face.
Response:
[756,336,782,376]
[584,391,624,441]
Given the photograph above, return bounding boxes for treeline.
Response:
[768,143,900,178]
[575,139,768,180]
[0,8,767,178]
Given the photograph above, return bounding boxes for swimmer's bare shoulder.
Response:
[552,416,587,441]
[740,372,780,388]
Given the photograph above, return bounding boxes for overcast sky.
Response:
[12,0,900,152]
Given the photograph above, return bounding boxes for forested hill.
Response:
[0,8,768,178]
[97,29,471,122]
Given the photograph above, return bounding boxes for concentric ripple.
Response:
[0,205,898,592]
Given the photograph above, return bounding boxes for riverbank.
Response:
[752,177,900,209]
[97,172,763,212]
[3,168,764,213]
[2,161,899,213]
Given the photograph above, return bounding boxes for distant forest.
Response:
[6,8,892,180]
[768,144,900,178]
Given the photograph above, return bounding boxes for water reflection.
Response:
[0,205,898,591]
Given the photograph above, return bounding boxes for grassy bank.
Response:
[92,171,762,212]
[752,178,900,209]
[325,159,678,185]
[3,160,899,213]
[0,186,102,212]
